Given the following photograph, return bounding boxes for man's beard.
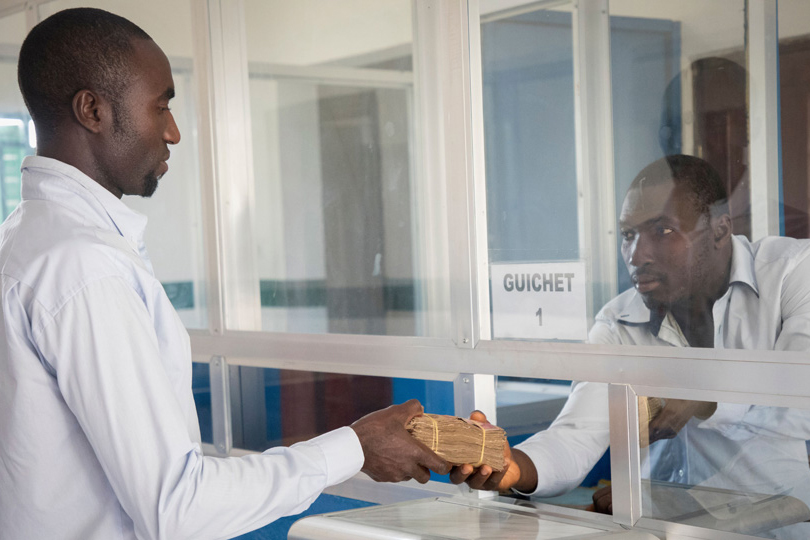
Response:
[641,293,669,317]
[112,103,160,198]
[142,173,159,198]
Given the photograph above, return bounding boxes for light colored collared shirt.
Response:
[516,235,810,514]
[0,156,364,540]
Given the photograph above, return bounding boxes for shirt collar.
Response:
[21,155,148,243]
[616,234,757,335]
[727,234,759,296]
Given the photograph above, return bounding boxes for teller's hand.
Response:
[646,399,716,446]
[448,411,536,493]
[586,484,613,514]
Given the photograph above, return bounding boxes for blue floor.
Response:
[233,493,376,540]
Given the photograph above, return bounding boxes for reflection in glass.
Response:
[289,498,610,539]
[246,0,449,337]
[0,10,35,222]
[481,3,577,265]
[639,396,810,539]
[250,79,419,336]
[230,367,452,453]
[778,1,810,239]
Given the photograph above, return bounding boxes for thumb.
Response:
[419,445,451,475]
[470,410,488,423]
[398,399,425,422]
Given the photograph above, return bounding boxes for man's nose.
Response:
[164,112,181,145]
[628,232,655,267]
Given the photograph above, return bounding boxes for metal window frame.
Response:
[573,0,619,321]
[747,0,781,240]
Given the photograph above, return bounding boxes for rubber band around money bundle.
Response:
[473,423,486,467]
[427,414,439,451]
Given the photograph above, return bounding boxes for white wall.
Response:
[0,8,26,46]
[244,0,412,65]
[38,0,194,57]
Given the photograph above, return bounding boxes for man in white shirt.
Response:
[0,8,449,540]
[451,154,810,537]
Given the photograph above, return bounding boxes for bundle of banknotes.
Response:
[407,413,506,471]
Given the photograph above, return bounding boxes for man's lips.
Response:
[158,153,170,176]
[633,274,662,294]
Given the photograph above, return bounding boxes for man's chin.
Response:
[639,292,667,313]
[142,175,159,198]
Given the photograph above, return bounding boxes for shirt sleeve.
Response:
[514,380,611,497]
[35,276,364,540]
[513,319,617,497]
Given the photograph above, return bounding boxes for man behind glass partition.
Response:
[452,154,810,538]
[0,8,449,540]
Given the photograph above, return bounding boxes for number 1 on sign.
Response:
[536,307,542,326]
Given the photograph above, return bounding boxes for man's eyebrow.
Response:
[160,87,175,101]
[620,216,668,230]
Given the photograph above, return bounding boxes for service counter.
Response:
[288,496,658,539]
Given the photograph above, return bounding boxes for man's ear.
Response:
[71,89,109,134]
[713,214,732,247]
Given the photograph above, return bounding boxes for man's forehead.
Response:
[128,38,174,91]
[620,178,679,225]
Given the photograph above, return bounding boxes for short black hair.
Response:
[630,154,729,218]
[17,8,152,135]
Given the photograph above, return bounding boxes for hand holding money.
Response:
[406,413,506,470]
[351,399,451,483]
[446,411,537,493]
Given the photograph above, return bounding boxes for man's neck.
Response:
[668,259,732,348]
[670,301,715,348]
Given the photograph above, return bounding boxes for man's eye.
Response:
[656,227,673,236]
[621,230,635,241]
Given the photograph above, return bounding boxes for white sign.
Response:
[490,261,588,341]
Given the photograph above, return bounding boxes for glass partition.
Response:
[497,377,612,506]
[39,0,208,329]
[778,0,810,240]
[639,395,810,539]
[244,0,451,338]
[228,366,453,479]
[230,367,451,450]
[0,8,34,221]
[478,0,810,354]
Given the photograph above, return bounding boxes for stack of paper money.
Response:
[406,414,506,471]
[639,396,664,447]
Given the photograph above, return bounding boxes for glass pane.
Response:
[230,367,453,479]
[778,0,810,239]
[481,1,788,349]
[480,3,577,266]
[192,362,213,445]
[232,368,453,450]
[0,9,35,222]
[38,1,207,329]
[639,395,810,539]
[245,0,450,337]
[496,377,612,508]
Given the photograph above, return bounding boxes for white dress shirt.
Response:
[0,156,364,540]
[516,235,810,536]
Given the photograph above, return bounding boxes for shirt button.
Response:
[678,469,684,478]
